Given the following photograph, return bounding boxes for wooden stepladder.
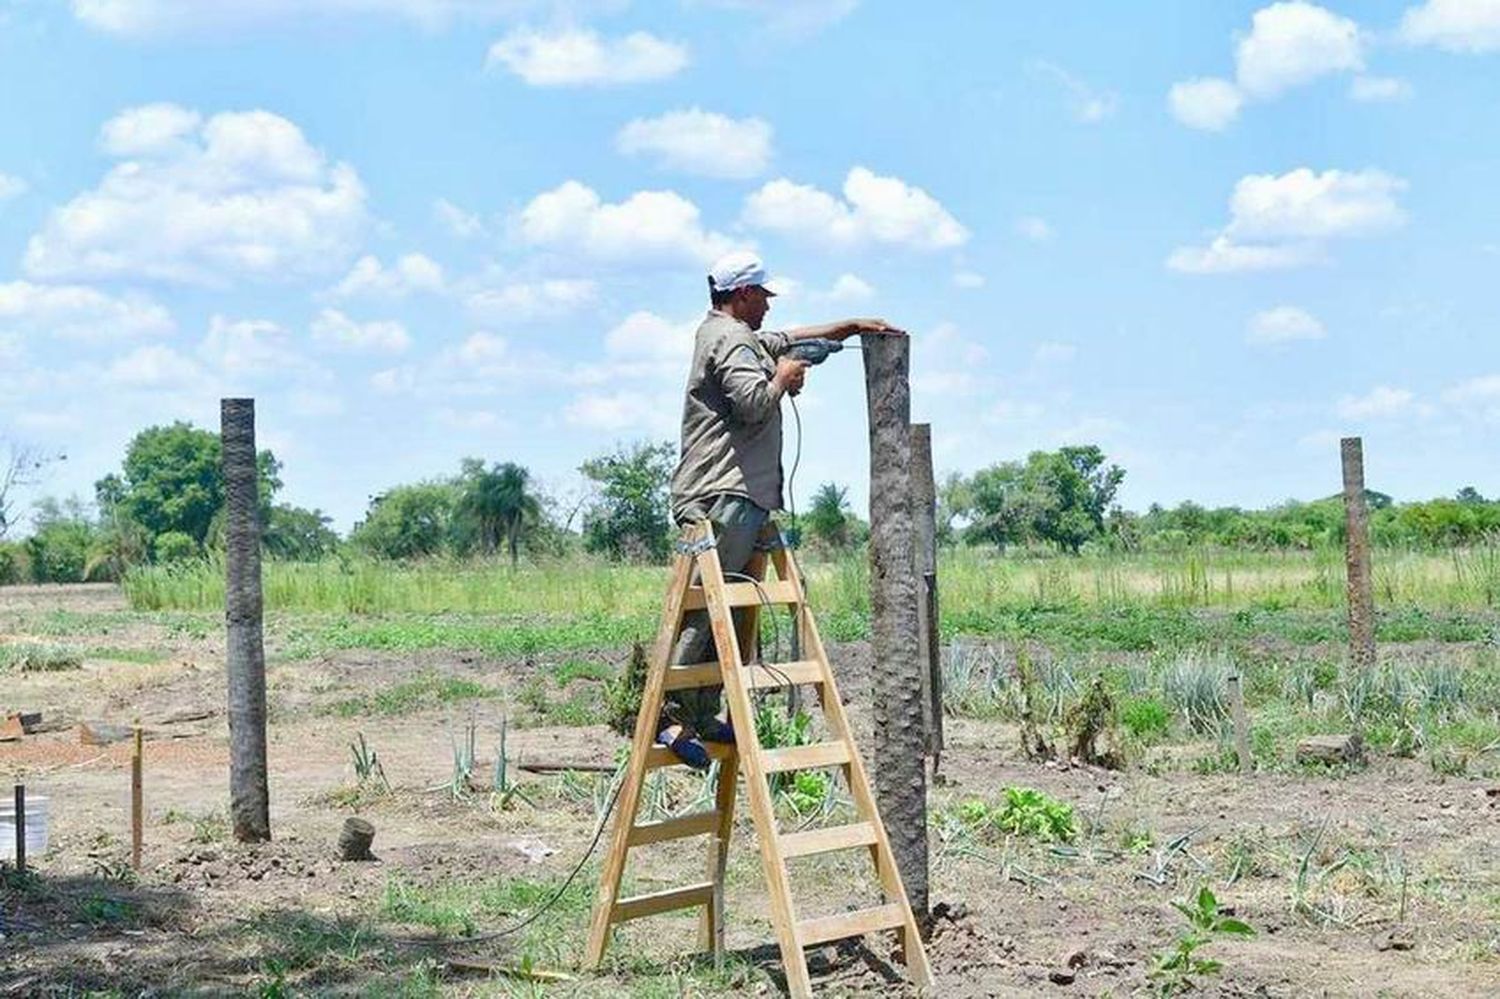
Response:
[584,521,932,997]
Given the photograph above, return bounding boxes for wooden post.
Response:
[911,424,944,772]
[1226,675,1252,774]
[862,335,929,918]
[12,784,24,874]
[1341,437,1377,677]
[223,399,271,842]
[131,725,143,869]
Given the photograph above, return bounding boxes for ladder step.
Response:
[683,579,800,611]
[644,742,736,770]
[611,882,715,924]
[628,811,718,847]
[762,742,850,773]
[664,659,824,692]
[779,821,878,858]
[796,904,906,946]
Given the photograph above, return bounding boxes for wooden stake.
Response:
[1341,437,1376,675]
[12,784,24,874]
[911,424,944,770]
[1227,675,1252,774]
[862,336,930,918]
[131,725,143,870]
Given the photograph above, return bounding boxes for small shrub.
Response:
[1121,697,1171,743]
[1064,674,1124,767]
[1153,885,1255,995]
[604,642,647,736]
[947,788,1077,844]
[153,531,199,564]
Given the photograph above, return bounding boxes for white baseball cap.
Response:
[707,251,776,295]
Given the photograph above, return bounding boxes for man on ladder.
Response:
[659,251,902,767]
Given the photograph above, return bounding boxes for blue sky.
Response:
[1,0,1498,532]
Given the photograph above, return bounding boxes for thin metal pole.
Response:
[13,784,25,874]
[131,725,144,870]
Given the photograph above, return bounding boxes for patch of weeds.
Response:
[329,672,498,717]
[1121,696,1171,744]
[0,641,83,672]
[380,873,591,945]
[551,658,612,685]
[781,770,831,816]
[515,677,603,728]
[1163,652,1229,734]
[86,647,167,665]
[1190,746,1240,775]
[80,894,138,926]
[946,788,1077,844]
[1152,885,1255,996]
[1120,825,1156,855]
[1065,674,1124,767]
[604,642,648,736]
[190,810,229,844]
[350,732,391,792]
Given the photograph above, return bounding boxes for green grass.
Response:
[327,672,500,717]
[0,641,83,672]
[86,647,167,664]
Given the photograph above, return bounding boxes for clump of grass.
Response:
[1164,652,1230,733]
[604,642,648,736]
[86,647,167,664]
[0,642,83,672]
[328,672,497,717]
[1121,696,1171,743]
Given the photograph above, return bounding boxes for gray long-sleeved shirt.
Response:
[669,309,791,522]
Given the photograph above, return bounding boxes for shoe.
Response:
[699,718,736,745]
[657,726,710,770]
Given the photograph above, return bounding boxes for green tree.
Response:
[263,504,340,561]
[963,445,1125,554]
[804,482,853,550]
[456,459,542,567]
[579,441,675,561]
[99,423,281,555]
[25,497,97,582]
[350,482,458,559]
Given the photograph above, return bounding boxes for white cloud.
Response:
[25,104,367,285]
[0,280,174,341]
[1401,0,1500,52]
[1168,77,1244,131]
[515,181,733,265]
[1246,305,1326,344]
[1226,168,1406,240]
[310,308,411,353]
[465,278,597,322]
[701,0,858,37]
[71,1,572,36]
[433,406,503,431]
[1169,168,1405,274]
[952,270,985,289]
[434,198,484,238]
[564,389,676,432]
[199,315,316,377]
[0,172,28,202]
[1029,60,1118,123]
[616,109,772,179]
[104,343,201,388]
[1349,76,1413,101]
[331,253,445,299]
[1443,373,1500,403]
[743,167,967,251]
[1235,1,1363,99]
[1167,236,1321,274]
[1167,3,1369,130]
[821,273,874,304]
[1014,216,1053,242]
[1337,385,1414,419]
[602,310,696,362]
[486,27,687,86]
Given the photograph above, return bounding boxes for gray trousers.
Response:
[666,494,770,733]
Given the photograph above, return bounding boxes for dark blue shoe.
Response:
[658,727,710,770]
[700,718,736,745]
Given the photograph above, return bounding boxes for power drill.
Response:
[785,338,859,365]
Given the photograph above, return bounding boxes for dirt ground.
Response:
[2,584,1499,997]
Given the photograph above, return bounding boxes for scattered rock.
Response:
[1048,968,1076,985]
[508,838,556,864]
[1374,929,1415,952]
[1065,949,1087,969]
[1296,733,1363,765]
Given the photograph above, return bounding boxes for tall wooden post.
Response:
[862,336,929,918]
[222,399,270,842]
[910,424,944,771]
[1341,438,1376,677]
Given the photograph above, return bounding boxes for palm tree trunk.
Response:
[507,520,519,569]
[222,399,270,842]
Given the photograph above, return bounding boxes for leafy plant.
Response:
[604,642,647,736]
[1121,696,1171,742]
[349,732,390,791]
[491,715,533,809]
[1153,885,1255,995]
[948,788,1077,844]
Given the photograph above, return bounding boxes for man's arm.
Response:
[720,338,809,422]
[785,317,906,342]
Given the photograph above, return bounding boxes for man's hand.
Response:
[773,356,811,396]
[830,317,906,341]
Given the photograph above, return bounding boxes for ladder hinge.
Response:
[675,535,716,557]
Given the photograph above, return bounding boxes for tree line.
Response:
[1,424,1497,585]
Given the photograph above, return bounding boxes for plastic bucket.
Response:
[0,794,50,858]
